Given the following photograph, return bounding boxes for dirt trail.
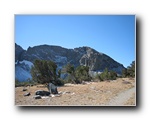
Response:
[105,87,135,106]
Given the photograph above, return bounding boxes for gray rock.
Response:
[24,92,30,96]
[47,83,58,94]
[22,88,27,91]
[34,95,42,99]
[122,81,131,84]
[15,43,25,62]
[35,90,50,96]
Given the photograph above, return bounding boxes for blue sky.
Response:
[15,15,135,68]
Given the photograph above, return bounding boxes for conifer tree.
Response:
[31,60,57,84]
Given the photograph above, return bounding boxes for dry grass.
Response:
[15,78,135,106]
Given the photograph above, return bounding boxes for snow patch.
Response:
[15,60,33,81]
[20,60,33,68]
[15,66,32,81]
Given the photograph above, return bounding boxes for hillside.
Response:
[15,43,125,81]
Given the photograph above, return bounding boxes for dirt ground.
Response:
[15,78,135,106]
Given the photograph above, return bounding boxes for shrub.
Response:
[122,61,135,78]
[75,66,91,83]
[95,68,117,81]
[56,79,64,86]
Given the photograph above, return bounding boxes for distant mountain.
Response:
[15,43,125,81]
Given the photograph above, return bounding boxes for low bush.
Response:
[94,68,117,81]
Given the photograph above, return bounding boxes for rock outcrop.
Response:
[15,43,25,62]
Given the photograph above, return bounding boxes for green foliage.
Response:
[63,64,91,84]
[128,61,135,77]
[122,68,128,77]
[62,74,76,84]
[101,68,109,80]
[15,79,36,87]
[95,73,103,81]
[108,70,117,80]
[64,63,76,83]
[31,60,57,84]
[15,79,20,87]
[122,61,135,78]
[54,79,64,86]
[75,66,91,83]
[95,68,117,81]
[58,69,61,78]
[66,63,75,74]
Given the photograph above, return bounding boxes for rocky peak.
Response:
[15,43,25,62]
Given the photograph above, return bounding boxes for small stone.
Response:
[24,92,30,96]
[22,88,27,91]
[34,95,42,99]
[122,81,131,84]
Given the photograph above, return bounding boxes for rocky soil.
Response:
[15,78,135,106]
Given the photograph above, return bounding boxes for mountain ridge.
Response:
[15,43,125,81]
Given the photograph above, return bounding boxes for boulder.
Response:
[47,83,58,94]
[35,90,50,96]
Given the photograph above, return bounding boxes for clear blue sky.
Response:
[15,15,135,68]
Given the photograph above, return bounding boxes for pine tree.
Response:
[65,63,76,83]
[75,66,90,83]
[127,61,135,77]
[122,61,135,78]
[122,68,128,77]
[31,60,57,84]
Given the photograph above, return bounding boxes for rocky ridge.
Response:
[15,43,125,81]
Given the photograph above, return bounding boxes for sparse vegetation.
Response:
[29,60,134,86]
[15,78,36,87]
[122,61,135,78]
[94,68,117,81]
[64,63,76,83]
[75,65,91,83]
[63,64,91,84]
